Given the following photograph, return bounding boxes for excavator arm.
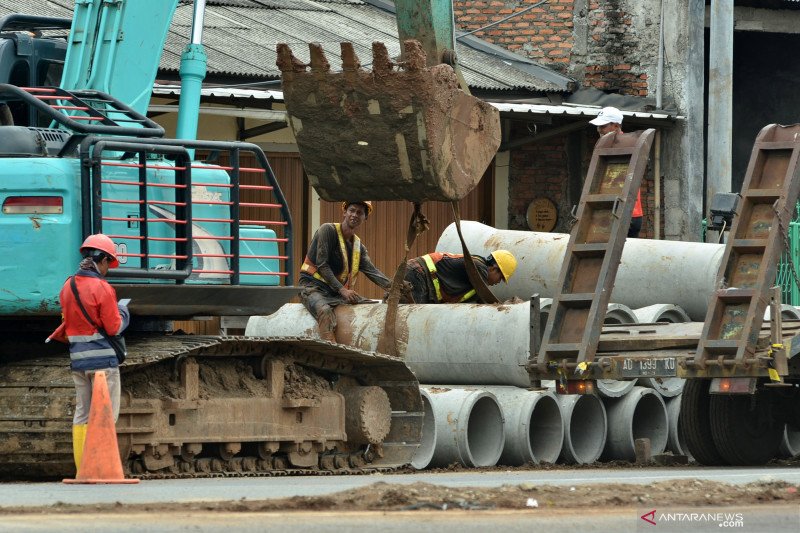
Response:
[60,0,180,118]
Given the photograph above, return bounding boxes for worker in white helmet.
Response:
[589,106,643,237]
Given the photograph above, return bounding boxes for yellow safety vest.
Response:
[301,223,361,289]
[421,253,476,303]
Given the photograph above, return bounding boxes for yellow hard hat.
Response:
[342,201,373,215]
[490,249,517,282]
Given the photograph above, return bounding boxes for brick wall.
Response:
[583,2,650,96]
[454,1,576,71]
[454,0,655,95]
[508,133,572,232]
[455,1,661,236]
[508,128,658,238]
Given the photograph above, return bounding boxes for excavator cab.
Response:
[277,39,501,203]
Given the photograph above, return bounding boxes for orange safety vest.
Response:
[420,253,476,303]
[301,223,361,289]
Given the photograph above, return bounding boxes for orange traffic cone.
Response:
[63,370,139,484]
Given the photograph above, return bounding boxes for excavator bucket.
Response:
[277,40,501,203]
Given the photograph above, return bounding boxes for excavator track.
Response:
[0,335,423,480]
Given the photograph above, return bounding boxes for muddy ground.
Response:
[1,478,797,515]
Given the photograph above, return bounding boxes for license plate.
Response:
[619,357,677,377]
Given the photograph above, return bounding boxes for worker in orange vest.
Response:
[300,201,391,342]
[402,250,517,304]
[590,106,643,238]
[50,234,130,470]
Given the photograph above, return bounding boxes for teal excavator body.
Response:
[0,1,296,321]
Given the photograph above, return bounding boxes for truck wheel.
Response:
[677,379,726,465]
[709,389,782,466]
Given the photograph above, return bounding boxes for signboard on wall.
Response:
[526,197,558,232]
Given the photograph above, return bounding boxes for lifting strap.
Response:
[451,201,498,304]
[377,203,429,357]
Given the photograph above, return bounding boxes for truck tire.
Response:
[677,379,726,465]
[709,389,782,466]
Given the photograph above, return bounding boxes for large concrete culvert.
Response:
[779,424,800,459]
[558,394,607,464]
[484,386,564,465]
[423,386,505,468]
[602,386,668,461]
[633,304,691,324]
[665,395,693,460]
[410,388,437,469]
[604,303,638,325]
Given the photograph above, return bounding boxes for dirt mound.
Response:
[124,358,331,400]
[2,479,797,515]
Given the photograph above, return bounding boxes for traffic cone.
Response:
[63,370,139,484]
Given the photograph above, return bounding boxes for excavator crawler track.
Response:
[0,335,422,480]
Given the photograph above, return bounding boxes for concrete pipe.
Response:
[637,377,685,398]
[558,394,607,464]
[248,301,533,387]
[422,386,505,468]
[633,304,691,324]
[436,222,725,320]
[602,386,668,461]
[604,303,638,325]
[483,386,564,465]
[764,305,800,321]
[410,388,437,469]
[778,424,800,459]
[665,395,693,460]
[596,379,636,398]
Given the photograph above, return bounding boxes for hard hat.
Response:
[490,249,517,282]
[79,234,119,268]
[341,201,373,215]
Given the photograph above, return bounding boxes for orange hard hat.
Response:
[80,234,119,268]
[341,201,373,215]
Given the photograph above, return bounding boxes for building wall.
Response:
[455,0,704,241]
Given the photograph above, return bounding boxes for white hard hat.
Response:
[589,107,624,126]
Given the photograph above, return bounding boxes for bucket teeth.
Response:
[371,42,393,74]
[340,42,360,71]
[276,43,307,74]
[279,39,501,203]
[308,43,330,73]
[401,40,427,71]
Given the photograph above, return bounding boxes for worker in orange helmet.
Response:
[50,234,130,471]
[299,201,392,343]
[402,249,518,304]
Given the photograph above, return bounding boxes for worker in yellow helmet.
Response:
[402,249,517,304]
[300,201,391,342]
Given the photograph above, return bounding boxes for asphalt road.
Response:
[1,466,799,508]
[1,506,798,533]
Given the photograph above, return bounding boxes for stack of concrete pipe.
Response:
[409,386,566,469]
[436,221,725,320]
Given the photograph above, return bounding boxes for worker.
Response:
[589,106,643,238]
[300,201,392,342]
[52,234,130,470]
[402,250,518,304]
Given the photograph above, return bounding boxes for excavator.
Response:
[0,0,491,479]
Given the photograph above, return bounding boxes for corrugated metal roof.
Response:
[151,84,681,123]
[492,102,683,121]
[166,1,575,92]
[153,83,283,101]
[2,0,575,93]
